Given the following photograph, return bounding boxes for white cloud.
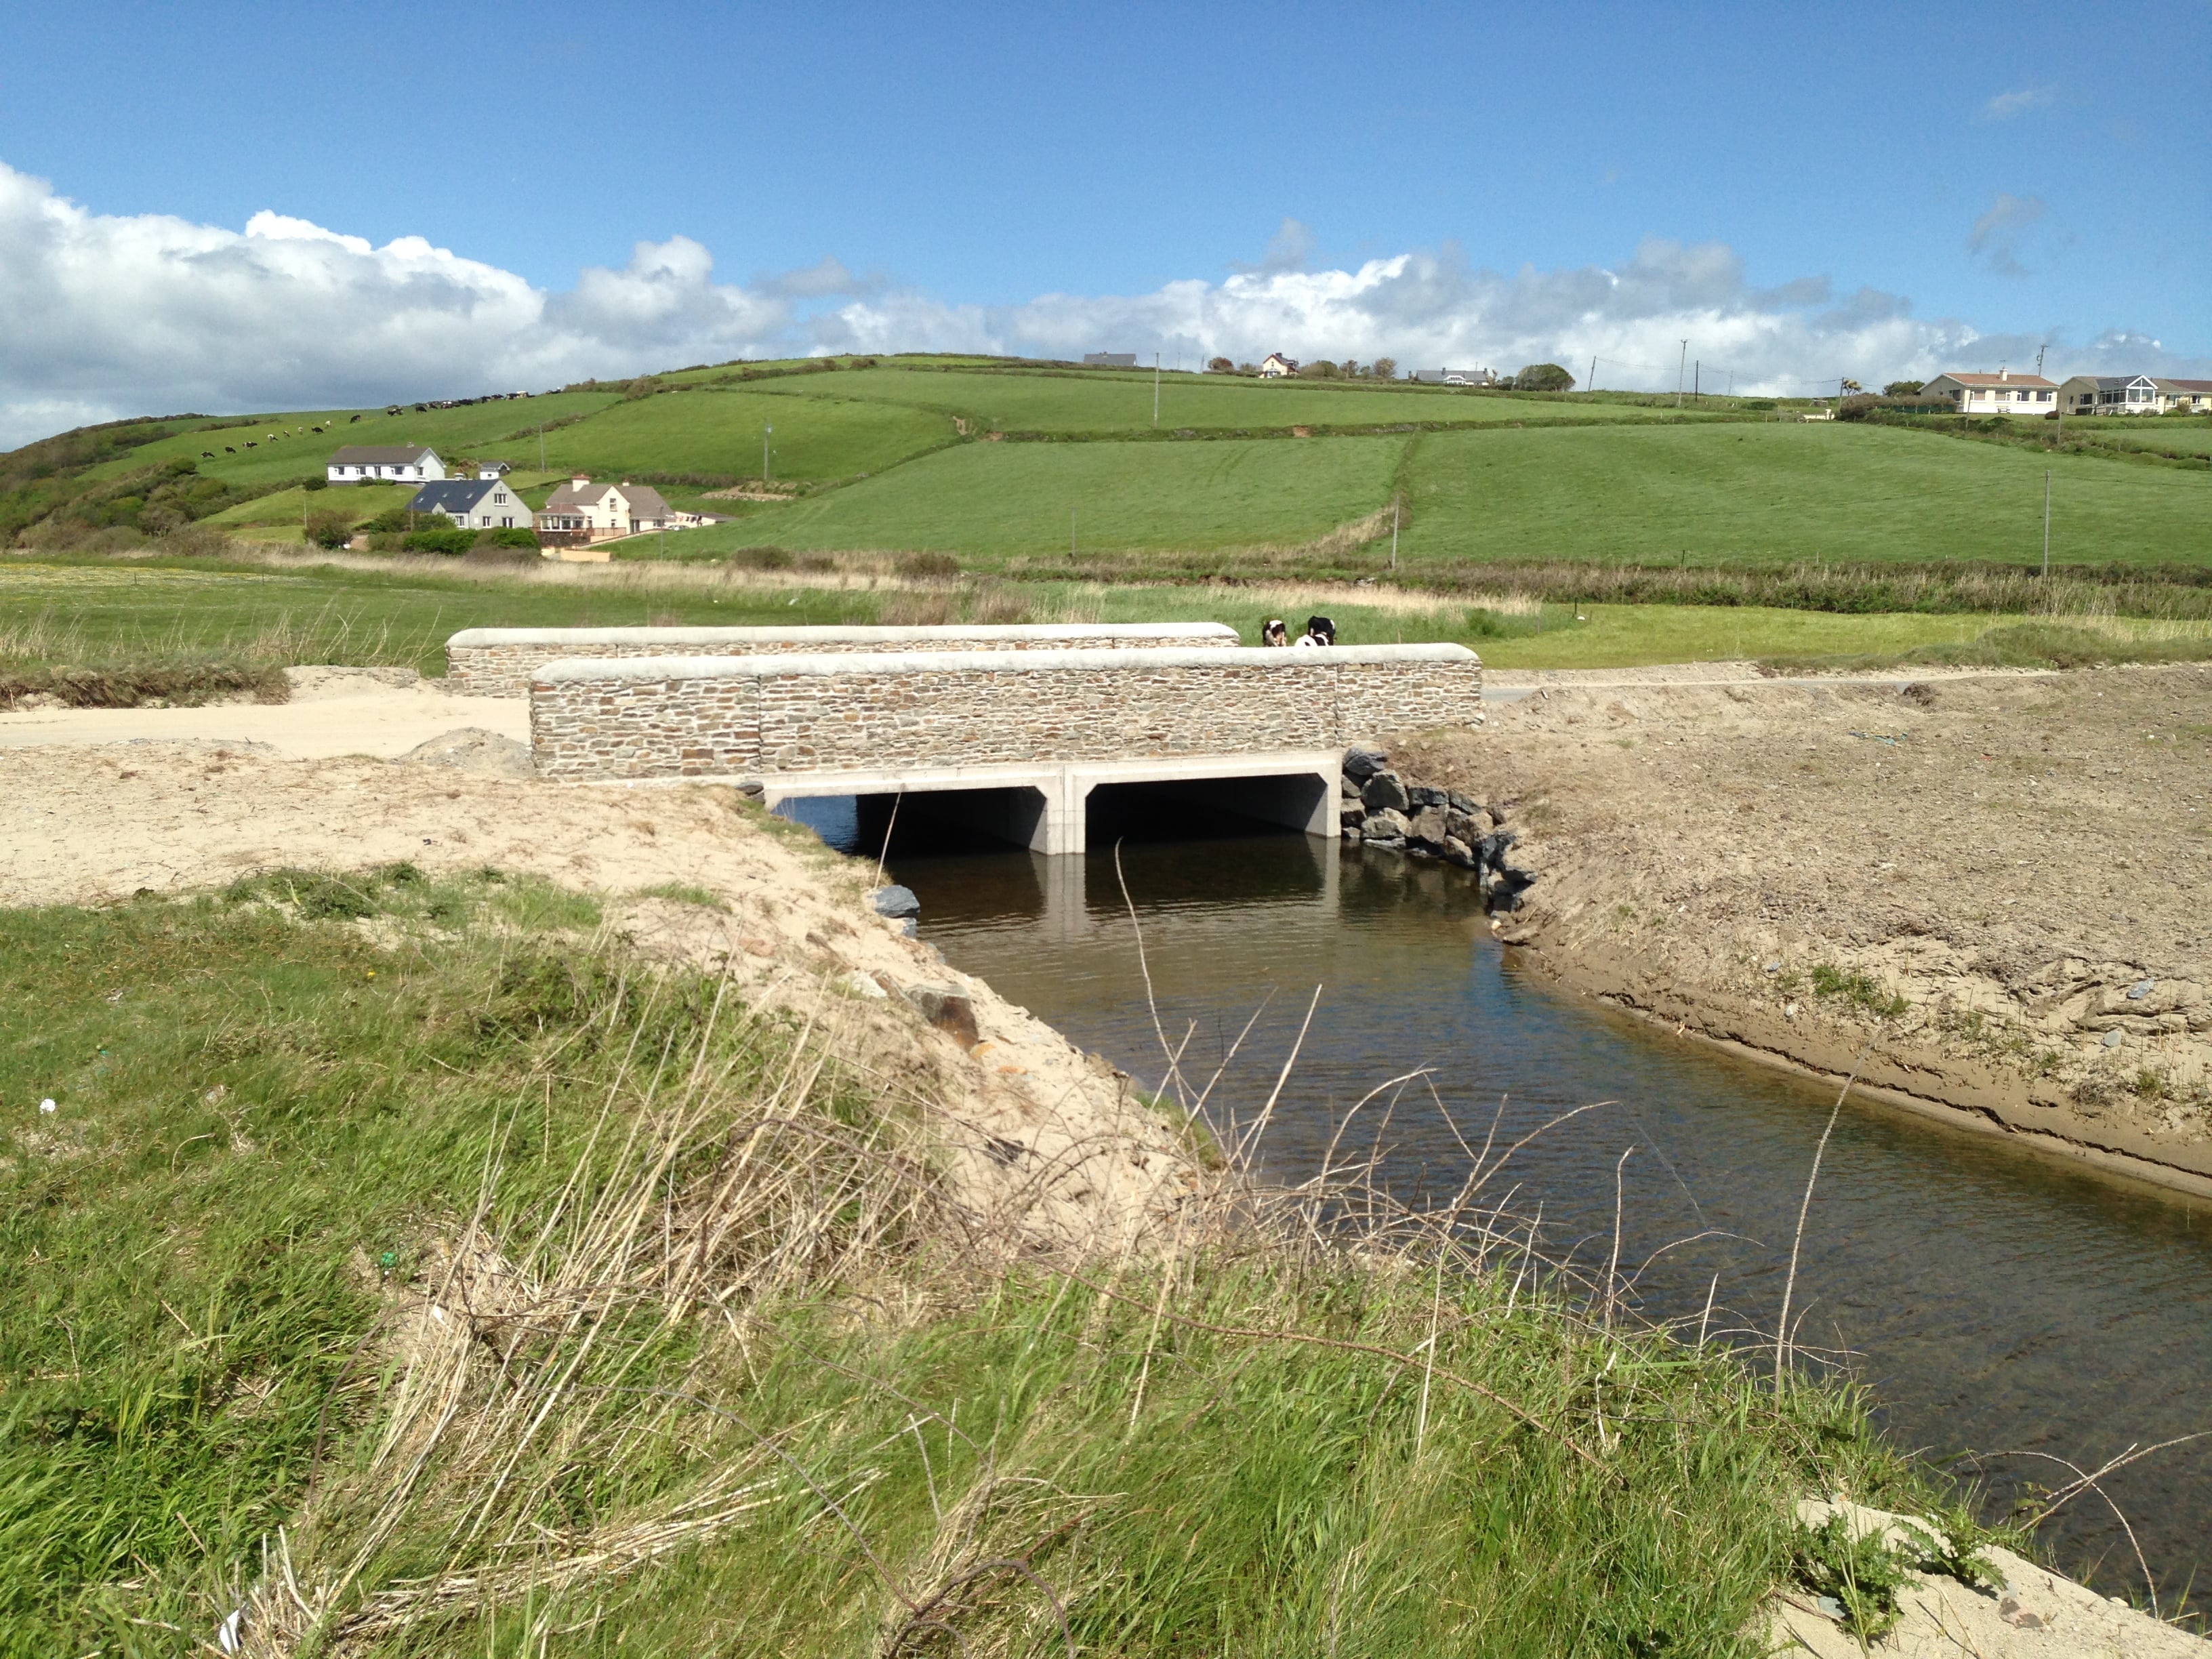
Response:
[1,162,2204,449]
[1981,85,2055,121]
[0,160,800,446]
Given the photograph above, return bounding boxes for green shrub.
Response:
[362,507,413,535]
[480,526,540,550]
[401,525,476,555]
[302,509,352,550]
[728,545,793,569]
[895,550,959,579]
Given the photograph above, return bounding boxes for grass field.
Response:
[0,871,1967,1653]
[1398,421,2212,568]
[73,392,624,491]
[708,433,1409,561]
[540,386,954,482]
[732,364,1726,434]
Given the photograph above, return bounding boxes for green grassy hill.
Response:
[5,354,2207,575]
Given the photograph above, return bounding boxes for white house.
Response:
[326,443,445,485]
[2156,378,2212,413]
[1921,371,2057,414]
[1258,353,1300,378]
[405,478,531,530]
[475,459,514,478]
[535,475,676,539]
[2055,375,2160,415]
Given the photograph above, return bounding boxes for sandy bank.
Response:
[0,735,1200,1252]
[1395,663,2212,1200]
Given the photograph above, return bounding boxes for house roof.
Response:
[621,485,672,517]
[329,444,439,466]
[543,480,610,508]
[2068,375,2160,390]
[541,479,672,517]
[2155,379,2212,394]
[406,480,501,513]
[1930,373,2056,389]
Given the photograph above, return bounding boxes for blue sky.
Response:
[1,2,2205,441]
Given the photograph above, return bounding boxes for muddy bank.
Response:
[1393,663,2212,1198]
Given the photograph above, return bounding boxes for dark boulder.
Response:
[1361,771,1411,813]
[1343,745,1389,782]
[870,884,921,920]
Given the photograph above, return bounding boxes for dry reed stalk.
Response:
[1774,1057,1864,1389]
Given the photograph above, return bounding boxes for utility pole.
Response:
[2035,343,2047,378]
[1153,352,1161,428]
[1070,507,1076,558]
[1676,340,1688,407]
[762,422,772,484]
[2042,470,2052,577]
[1694,360,1700,401]
[537,422,546,474]
[1391,499,1399,570]
[1588,356,1597,394]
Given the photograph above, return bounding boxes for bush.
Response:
[302,476,329,491]
[304,509,354,549]
[728,546,793,569]
[895,550,960,579]
[1513,363,1576,392]
[401,525,476,555]
[480,526,540,550]
[363,507,413,535]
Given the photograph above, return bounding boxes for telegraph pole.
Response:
[762,423,772,484]
[1694,360,1700,401]
[1153,352,1161,428]
[1588,356,1597,394]
[1391,499,1399,570]
[1676,341,1688,407]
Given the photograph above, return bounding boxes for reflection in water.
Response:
[874,829,2212,1604]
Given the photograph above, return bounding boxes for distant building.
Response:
[537,474,675,540]
[2156,378,2212,413]
[475,459,513,478]
[1921,371,2057,414]
[405,478,530,530]
[1412,368,1495,387]
[1258,352,1300,379]
[327,443,445,484]
[1082,352,1139,367]
[2055,374,2159,415]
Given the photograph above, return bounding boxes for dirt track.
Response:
[1398,663,2212,1196]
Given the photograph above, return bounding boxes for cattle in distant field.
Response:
[201,451,215,459]
[352,414,364,422]
[224,446,235,453]
[245,442,256,449]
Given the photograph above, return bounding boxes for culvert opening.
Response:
[778,787,1051,857]
[1085,773,1332,846]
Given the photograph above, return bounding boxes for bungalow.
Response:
[536,474,676,539]
[2055,374,2160,415]
[326,443,445,485]
[2156,378,2212,413]
[405,478,531,530]
[474,459,514,478]
[1921,371,2057,414]
[1258,352,1300,378]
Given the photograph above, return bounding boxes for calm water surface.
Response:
[790,802,2212,1603]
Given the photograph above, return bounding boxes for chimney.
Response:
[571,472,589,487]
[1999,367,2009,382]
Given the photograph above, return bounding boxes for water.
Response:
[788,800,2212,1603]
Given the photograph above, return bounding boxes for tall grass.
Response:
[0,867,1978,1655]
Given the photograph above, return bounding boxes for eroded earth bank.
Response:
[1395,663,2212,1197]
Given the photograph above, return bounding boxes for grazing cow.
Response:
[201,451,215,459]
[351,414,363,422]
[245,442,256,449]
[224,446,235,453]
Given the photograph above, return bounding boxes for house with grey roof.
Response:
[327,443,446,485]
[405,478,531,530]
[2055,374,2160,415]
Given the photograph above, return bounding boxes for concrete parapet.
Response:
[446,621,1237,696]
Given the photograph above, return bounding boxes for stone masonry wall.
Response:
[447,623,1237,696]
[529,646,1482,781]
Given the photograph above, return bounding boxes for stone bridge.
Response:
[527,641,1483,855]
[446,622,1238,696]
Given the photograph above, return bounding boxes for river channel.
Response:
[790,801,2212,1604]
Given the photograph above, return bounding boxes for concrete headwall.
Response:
[446,622,1239,696]
[529,644,1483,781]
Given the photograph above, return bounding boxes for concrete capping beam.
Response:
[450,621,1238,649]
[531,642,1479,684]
